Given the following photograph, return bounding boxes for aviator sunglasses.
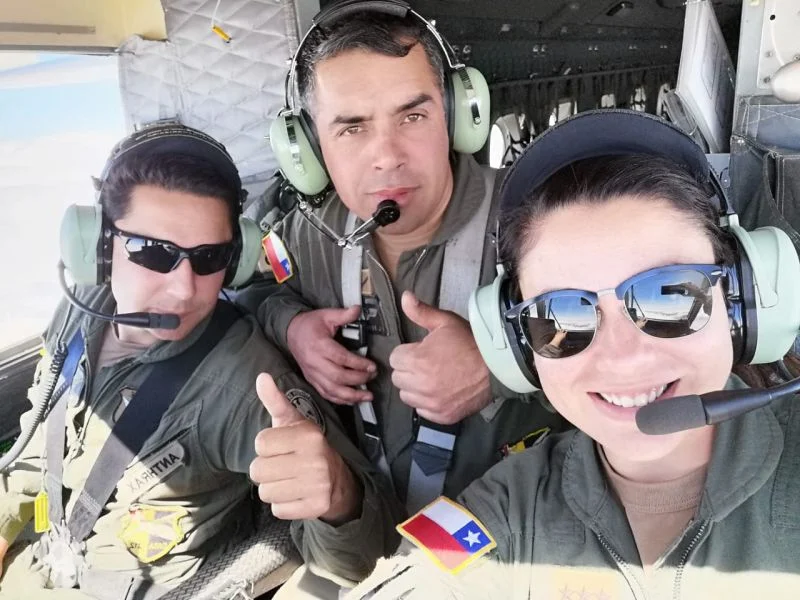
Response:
[109,225,235,276]
[505,264,725,359]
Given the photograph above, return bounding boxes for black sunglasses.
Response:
[110,225,235,276]
[505,264,725,359]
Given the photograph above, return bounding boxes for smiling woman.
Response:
[352,109,800,600]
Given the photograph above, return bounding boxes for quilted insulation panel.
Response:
[118,0,298,196]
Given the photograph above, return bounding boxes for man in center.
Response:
[259,4,565,517]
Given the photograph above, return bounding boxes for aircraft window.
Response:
[0,52,125,351]
[630,86,647,112]
[489,112,532,168]
[548,99,577,127]
[601,93,617,108]
[489,122,506,169]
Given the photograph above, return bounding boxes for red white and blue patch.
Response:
[261,230,294,283]
[397,496,496,574]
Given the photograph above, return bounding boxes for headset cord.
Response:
[0,303,73,472]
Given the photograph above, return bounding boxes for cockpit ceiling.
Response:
[319,0,743,85]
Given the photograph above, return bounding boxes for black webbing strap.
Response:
[67,301,240,542]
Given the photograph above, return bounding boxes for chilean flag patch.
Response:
[261,230,294,283]
[397,496,496,574]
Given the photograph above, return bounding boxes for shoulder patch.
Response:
[261,230,294,283]
[396,496,496,574]
[285,388,325,433]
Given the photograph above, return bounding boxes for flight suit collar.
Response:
[428,153,491,248]
[81,286,221,364]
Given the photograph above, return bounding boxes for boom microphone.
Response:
[297,198,401,249]
[58,262,180,330]
[636,375,800,435]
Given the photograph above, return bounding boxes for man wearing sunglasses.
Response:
[0,124,401,599]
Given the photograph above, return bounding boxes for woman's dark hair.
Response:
[498,154,734,273]
[100,153,240,230]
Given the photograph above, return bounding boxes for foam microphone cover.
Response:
[635,394,707,435]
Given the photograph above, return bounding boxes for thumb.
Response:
[401,290,452,332]
[257,373,303,428]
[323,305,362,330]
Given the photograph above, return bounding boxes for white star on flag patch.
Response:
[396,496,496,574]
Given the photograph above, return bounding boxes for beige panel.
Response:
[0,0,166,49]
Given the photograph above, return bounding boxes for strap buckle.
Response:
[336,321,368,352]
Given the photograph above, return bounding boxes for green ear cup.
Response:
[228,216,263,288]
[450,66,491,155]
[269,114,329,196]
[468,269,539,394]
[731,224,800,364]
[60,204,104,286]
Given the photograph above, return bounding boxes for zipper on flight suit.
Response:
[66,357,138,461]
[365,249,405,343]
[596,531,648,600]
[672,519,710,600]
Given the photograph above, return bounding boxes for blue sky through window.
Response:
[0,52,126,348]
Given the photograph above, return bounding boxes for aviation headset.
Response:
[60,122,263,288]
[269,0,491,196]
[468,109,800,393]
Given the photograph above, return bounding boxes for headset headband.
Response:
[100,124,243,203]
[498,109,730,217]
[283,0,465,114]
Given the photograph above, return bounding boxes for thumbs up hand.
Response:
[389,291,492,425]
[249,373,362,523]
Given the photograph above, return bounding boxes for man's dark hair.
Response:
[498,154,736,274]
[100,153,240,230]
[296,11,446,114]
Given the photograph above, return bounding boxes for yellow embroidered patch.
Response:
[500,426,550,457]
[119,504,188,563]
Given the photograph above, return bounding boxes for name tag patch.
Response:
[125,441,185,495]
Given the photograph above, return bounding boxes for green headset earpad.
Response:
[449,66,491,154]
[269,110,329,196]
[60,204,107,286]
[226,216,263,288]
[729,223,800,364]
[468,269,540,393]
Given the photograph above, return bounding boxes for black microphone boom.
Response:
[58,262,180,330]
[296,197,401,249]
[636,376,800,435]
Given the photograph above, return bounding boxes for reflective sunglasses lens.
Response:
[521,295,597,359]
[623,269,713,339]
[187,244,234,275]
[124,238,179,273]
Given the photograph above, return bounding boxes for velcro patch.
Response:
[261,230,294,283]
[397,496,496,574]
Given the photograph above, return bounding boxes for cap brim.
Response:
[499,109,710,215]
